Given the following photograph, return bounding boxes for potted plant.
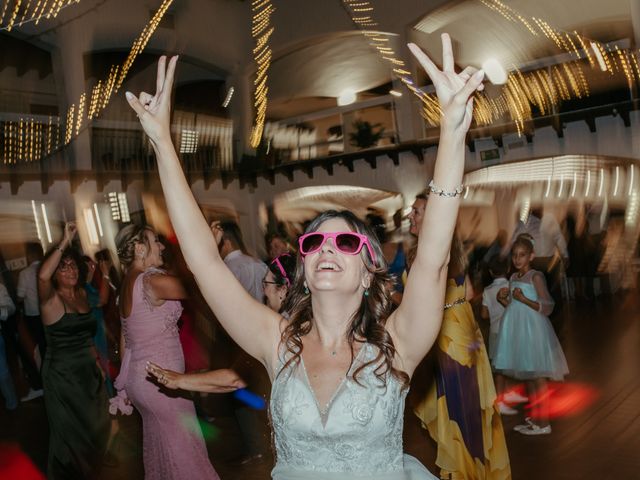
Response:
[349,120,385,149]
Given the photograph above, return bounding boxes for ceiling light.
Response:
[337,89,357,106]
[481,58,507,85]
[222,87,235,108]
[389,90,402,97]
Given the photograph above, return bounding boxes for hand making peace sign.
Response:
[408,33,485,135]
[125,55,179,147]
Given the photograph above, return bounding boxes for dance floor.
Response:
[1,291,639,480]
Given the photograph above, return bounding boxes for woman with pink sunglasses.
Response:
[132,34,484,479]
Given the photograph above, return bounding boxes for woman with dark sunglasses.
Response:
[131,34,484,479]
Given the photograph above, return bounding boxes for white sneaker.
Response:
[519,423,552,436]
[503,390,528,403]
[20,388,44,402]
[513,417,534,432]
[497,401,518,415]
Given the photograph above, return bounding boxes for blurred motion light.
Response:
[93,203,104,237]
[180,129,198,154]
[519,198,530,223]
[222,87,235,108]
[118,194,131,223]
[108,193,121,221]
[108,192,131,223]
[41,203,52,244]
[481,58,508,85]
[591,42,608,72]
[544,175,551,198]
[337,89,357,106]
[84,209,99,246]
[31,200,42,243]
[598,168,605,197]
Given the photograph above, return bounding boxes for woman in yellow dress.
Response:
[408,199,511,480]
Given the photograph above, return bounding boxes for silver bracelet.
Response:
[444,297,466,310]
[428,180,463,198]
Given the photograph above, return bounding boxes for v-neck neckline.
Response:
[299,343,367,427]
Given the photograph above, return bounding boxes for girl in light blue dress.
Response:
[493,235,569,435]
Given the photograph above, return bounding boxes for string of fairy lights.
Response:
[2,0,175,165]
[473,0,639,133]
[342,0,640,135]
[340,0,442,121]
[249,0,275,149]
[0,0,82,31]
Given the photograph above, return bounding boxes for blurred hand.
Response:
[210,221,224,246]
[63,222,77,244]
[146,362,183,390]
[125,56,178,147]
[512,287,525,302]
[408,34,485,135]
[497,287,509,300]
[98,258,112,276]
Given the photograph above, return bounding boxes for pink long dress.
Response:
[110,268,219,479]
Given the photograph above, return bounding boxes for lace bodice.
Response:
[270,343,407,475]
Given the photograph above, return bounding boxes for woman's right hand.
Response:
[125,56,178,147]
[63,222,77,244]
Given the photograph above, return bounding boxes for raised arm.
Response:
[387,34,484,375]
[38,222,76,306]
[125,57,280,366]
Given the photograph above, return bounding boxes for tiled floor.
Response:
[2,292,639,479]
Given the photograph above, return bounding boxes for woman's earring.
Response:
[303,282,310,295]
[364,289,370,297]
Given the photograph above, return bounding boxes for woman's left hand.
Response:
[408,33,485,135]
[146,362,183,390]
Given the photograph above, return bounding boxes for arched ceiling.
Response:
[1,0,638,123]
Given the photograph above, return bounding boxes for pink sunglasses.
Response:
[298,231,376,264]
[270,253,292,286]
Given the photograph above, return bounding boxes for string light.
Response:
[401,0,640,131]
[1,0,174,164]
[0,0,82,31]
[249,0,275,148]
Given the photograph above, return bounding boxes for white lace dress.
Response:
[270,343,436,480]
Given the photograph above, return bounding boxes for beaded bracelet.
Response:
[428,180,464,198]
[444,297,466,310]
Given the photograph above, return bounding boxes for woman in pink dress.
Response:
[110,224,243,479]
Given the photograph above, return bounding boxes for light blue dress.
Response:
[492,270,569,381]
[270,343,436,480]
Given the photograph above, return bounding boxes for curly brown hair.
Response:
[115,224,154,270]
[279,210,409,387]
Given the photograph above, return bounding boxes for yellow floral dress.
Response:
[413,278,511,480]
